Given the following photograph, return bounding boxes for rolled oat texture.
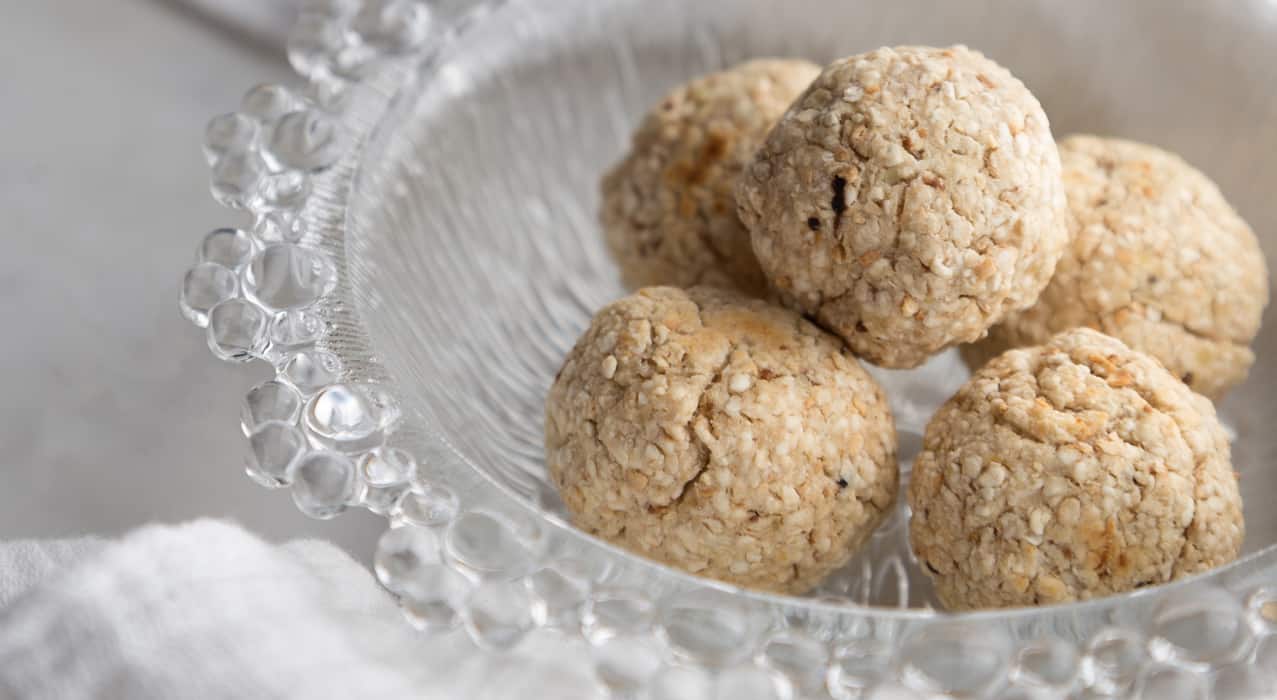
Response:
[910,328,1243,610]
[545,286,897,593]
[962,135,1269,399]
[601,59,821,297]
[737,45,1068,368]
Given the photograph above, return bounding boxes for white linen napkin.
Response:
[0,536,102,611]
[0,520,598,699]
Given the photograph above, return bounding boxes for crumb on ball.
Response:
[545,286,898,593]
[910,328,1243,610]
[962,135,1270,399]
[600,59,821,296]
[737,45,1068,368]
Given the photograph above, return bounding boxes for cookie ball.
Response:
[910,328,1243,610]
[546,286,897,593]
[737,45,1068,368]
[601,59,821,296]
[961,135,1269,398]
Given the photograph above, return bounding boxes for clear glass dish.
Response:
[182,0,1277,696]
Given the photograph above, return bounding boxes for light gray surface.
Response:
[0,1,384,559]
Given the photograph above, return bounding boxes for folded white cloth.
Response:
[0,520,597,699]
[0,536,102,611]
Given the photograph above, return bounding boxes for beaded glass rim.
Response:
[181,0,1277,696]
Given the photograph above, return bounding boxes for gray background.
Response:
[0,1,384,559]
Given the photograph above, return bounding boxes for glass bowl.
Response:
[182,0,1277,695]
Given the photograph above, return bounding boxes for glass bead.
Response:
[1009,636,1079,690]
[396,482,460,527]
[1083,627,1145,696]
[254,210,308,244]
[245,421,306,486]
[359,447,415,514]
[1137,665,1206,700]
[245,243,337,311]
[242,380,303,434]
[399,564,472,633]
[348,0,431,53]
[270,308,327,348]
[648,666,713,700]
[495,506,549,564]
[287,12,347,79]
[828,636,895,699]
[181,262,238,327]
[525,565,590,630]
[582,587,655,643]
[444,511,537,580]
[1149,587,1251,669]
[357,382,402,430]
[289,450,356,519]
[304,75,352,113]
[198,228,255,269]
[240,84,303,123]
[713,665,790,700]
[256,170,312,212]
[209,150,263,210]
[280,349,342,395]
[265,110,344,172]
[760,632,828,697]
[374,524,440,596]
[659,588,763,668]
[203,112,258,166]
[898,621,1009,697]
[591,634,663,697]
[206,299,268,361]
[463,579,543,651]
[305,383,378,445]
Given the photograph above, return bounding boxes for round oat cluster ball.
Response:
[545,286,897,593]
[909,328,1243,610]
[601,59,821,296]
[961,135,1269,399]
[736,45,1068,368]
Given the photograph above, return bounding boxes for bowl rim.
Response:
[349,0,1277,620]
[183,0,1277,676]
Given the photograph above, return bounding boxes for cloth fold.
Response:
[0,520,431,698]
[0,520,598,699]
[0,536,102,611]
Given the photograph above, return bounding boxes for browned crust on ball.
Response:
[737,45,1067,367]
[963,135,1269,398]
[601,59,821,296]
[546,286,898,593]
[911,328,1243,610]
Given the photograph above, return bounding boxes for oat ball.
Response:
[910,328,1243,610]
[736,45,1068,368]
[545,286,897,593]
[601,59,821,296]
[961,135,1269,399]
